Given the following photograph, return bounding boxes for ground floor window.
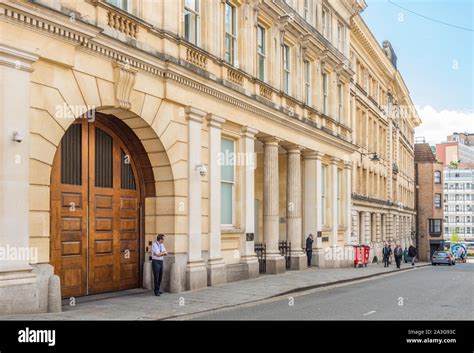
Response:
[429,219,442,235]
[221,138,235,225]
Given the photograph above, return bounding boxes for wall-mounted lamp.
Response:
[195,163,207,177]
[12,131,23,143]
[360,152,380,163]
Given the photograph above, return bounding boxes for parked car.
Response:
[431,251,456,266]
[448,252,456,265]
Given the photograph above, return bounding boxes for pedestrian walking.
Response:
[306,234,314,267]
[408,245,417,266]
[394,244,403,269]
[382,243,392,268]
[403,247,408,263]
[152,234,168,296]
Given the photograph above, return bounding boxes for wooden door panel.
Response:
[52,119,141,297]
[119,165,139,289]
[51,121,88,298]
[88,124,118,294]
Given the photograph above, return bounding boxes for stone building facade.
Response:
[0,0,418,314]
[349,15,420,260]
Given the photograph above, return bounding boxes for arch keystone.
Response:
[113,61,138,110]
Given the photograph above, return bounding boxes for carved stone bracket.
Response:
[300,33,311,60]
[113,61,138,110]
[278,14,293,45]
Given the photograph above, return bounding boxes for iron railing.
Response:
[279,240,292,270]
[254,242,266,274]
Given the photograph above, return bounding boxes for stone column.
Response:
[394,214,399,244]
[303,152,317,242]
[286,145,306,270]
[314,152,325,265]
[0,44,39,314]
[206,114,226,286]
[185,107,207,290]
[357,211,363,244]
[315,152,325,241]
[376,213,382,242]
[330,158,340,247]
[239,126,259,279]
[400,216,404,245]
[352,210,359,243]
[365,211,371,245]
[344,161,352,244]
[262,137,285,274]
[387,213,394,243]
[341,161,353,267]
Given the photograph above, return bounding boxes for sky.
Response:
[361,0,474,144]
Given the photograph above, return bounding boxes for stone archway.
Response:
[49,112,162,297]
[31,103,179,296]
[28,57,193,298]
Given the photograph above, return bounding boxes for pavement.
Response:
[1,261,431,320]
[187,262,474,321]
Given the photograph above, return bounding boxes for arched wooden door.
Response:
[51,118,141,298]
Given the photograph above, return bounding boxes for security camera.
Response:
[196,164,207,177]
[12,131,23,143]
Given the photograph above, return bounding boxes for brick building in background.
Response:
[415,140,444,261]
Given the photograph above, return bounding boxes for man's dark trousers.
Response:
[306,251,312,267]
[152,259,163,295]
[395,255,401,268]
[383,255,389,267]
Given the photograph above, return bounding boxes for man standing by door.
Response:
[306,234,314,267]
[152,234,168,296]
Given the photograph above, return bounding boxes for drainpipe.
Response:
[414,162,419,251]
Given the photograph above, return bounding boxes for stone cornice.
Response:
[351,16,394,79]
[1,0,101,45]
[0,44,38,72]
[344,0,368,17]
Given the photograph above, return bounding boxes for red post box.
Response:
[353,245,363,268]
[362,245,370,267]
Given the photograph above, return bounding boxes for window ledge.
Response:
[221,227,244,234]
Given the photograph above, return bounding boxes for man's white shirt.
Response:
[152,241,166,260]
